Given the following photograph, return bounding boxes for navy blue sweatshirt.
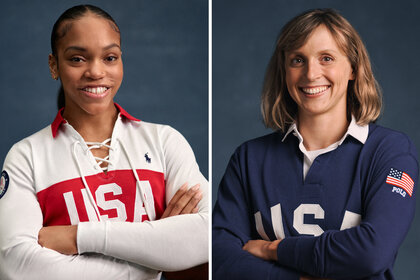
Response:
[213,124,418,279]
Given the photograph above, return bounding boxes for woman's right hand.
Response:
[161,183,202,218]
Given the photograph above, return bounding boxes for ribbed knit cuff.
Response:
[77,221,107,254]
[276,236,315,273]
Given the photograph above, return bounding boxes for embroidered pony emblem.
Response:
[144,153,151,163]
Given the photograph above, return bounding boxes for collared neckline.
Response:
[281,116,369,145]
[51,103,140,138]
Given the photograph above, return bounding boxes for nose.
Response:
[305,59,321,81]
[85,60,105,79]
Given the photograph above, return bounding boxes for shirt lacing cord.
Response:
[86,138,113,172]
[72,138,156,222]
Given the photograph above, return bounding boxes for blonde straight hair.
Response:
[261,9,382,131]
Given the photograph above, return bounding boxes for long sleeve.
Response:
[213,151,300,280]
[77,125,209,271]
[276,133,419,279]
[0,142,158,280]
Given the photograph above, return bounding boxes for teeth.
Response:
[83,87,108,94]
[301,86,328,95]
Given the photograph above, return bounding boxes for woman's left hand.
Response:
[38,225,78,255]
[242,239,281,261]
[161,183,202,219]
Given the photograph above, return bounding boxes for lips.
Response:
[300,85,330,95]
[79,86,111,98]
[81,86,109,94]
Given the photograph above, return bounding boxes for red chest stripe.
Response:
[37,169,165,226]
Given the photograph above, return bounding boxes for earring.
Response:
[51,73,58,80]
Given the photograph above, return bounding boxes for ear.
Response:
[48,54,59,80]
[349,68,355,81]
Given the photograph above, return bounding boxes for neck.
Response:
[63,104,118,142]
[298,112,349,151]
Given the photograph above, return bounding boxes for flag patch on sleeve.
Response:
[0,170,9,199]
[386,168,414,197]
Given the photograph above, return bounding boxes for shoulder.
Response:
[125,120,193,155]
[222,131,291,174]
[368,124,411,144]
[233,131,286,158]
[360,124,419,180]
[2,126,52,175]
[4,126,51,161]
[125,120,180,139]
[366,124,417,159]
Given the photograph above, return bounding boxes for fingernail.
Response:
[194,191,202,199]
[192,184,200,191]
[180,184,188,190]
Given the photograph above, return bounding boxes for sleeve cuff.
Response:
[277,236,316,272]
[77,221,107,254]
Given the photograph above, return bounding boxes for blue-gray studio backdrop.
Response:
[0,0,208,178]
[213,0,420,278]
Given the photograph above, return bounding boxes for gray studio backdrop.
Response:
[213,0,420,278]
[0,0,208,178]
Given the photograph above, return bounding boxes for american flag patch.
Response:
[386,168,414,197]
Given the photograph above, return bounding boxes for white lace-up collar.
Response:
[56,104,155,222]
[85,138,113,172]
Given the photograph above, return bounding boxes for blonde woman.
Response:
[213,9,417,280]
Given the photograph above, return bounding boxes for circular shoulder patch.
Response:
[0,171,9,199]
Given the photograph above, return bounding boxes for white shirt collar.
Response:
[281,116,369,145]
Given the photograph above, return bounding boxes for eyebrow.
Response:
[64,43,121,54]
[287,49,340,56]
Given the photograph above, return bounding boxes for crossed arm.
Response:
[38,182,207,279]
[242,240,326,280]
[0,126,208,279]
[38,182,202,255]
[213,140,418,280]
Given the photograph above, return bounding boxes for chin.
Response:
[82,101,115,116]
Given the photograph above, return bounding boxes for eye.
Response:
[321,56,334,63]
[290,57,304,66]
[69,56,85,63]
[105,56,118,62]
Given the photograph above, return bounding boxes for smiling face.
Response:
[285,25,353,122]
[49,13,123,118]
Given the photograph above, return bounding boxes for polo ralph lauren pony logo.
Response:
[145,153,151,163]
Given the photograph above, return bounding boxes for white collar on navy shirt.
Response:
[281,116,369,145]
